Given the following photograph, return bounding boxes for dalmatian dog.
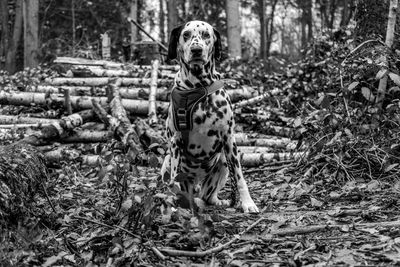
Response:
[160,21,259,213]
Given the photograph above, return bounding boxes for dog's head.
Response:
[168,21,221,75]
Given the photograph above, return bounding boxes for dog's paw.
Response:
[242,199,259,213]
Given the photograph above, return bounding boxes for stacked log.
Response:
[0,56,304,170]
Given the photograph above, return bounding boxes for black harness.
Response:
[171,80,224,164]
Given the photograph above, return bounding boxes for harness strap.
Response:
[171,80,225,164]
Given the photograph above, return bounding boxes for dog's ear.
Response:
[168,25,184,61]
[213,28,222,61]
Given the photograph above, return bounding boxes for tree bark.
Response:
[5,0,22,73]
[23,0,39,68]
[376,0,398,107]
[0,0,9,69]
[226,0,242,58]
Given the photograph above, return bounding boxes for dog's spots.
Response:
[194,116,203,124]
[207,129,218,136]
[160,20,257,213]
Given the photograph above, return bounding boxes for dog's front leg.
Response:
[224,135,259,213]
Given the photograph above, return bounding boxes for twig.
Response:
[266,219,400,237]
[150,245,167,261]
[159,217,265,257]
[127,17,168,52]
[72,215,140,238]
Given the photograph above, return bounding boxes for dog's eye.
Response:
[202,32,210,39]
[182,31,191,41]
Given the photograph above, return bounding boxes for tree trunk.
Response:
[328,0,338,29]
[130,0,138,44]
[159,0,166,43]
[266,0,278,58]
[5,0,22,73]
[376,0,398,107]
[258,0,266,60]
[71,0,76,56]
[167,0,178,37]
[23,0,39,68]
[0,0,9,70]
[226,0,241,58]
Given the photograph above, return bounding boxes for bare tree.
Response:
[6,0,22,73]
[376,0,398,107]
[23,0,39,68]
[226,0,242,58]
[298,0,313,49]
[259,0,266,59]
[130,0,138,44]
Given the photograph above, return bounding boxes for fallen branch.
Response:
[240,152,307,167]
[109,78,143,160]
[159,217,265,257]
[233,88,282,109]
[266,219,400,237]
[234,133,297,149]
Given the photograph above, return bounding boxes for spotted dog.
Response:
[161,21,259,213]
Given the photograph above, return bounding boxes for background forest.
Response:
[0,0,389,72]
[2,0,400,266]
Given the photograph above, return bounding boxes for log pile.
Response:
[0,56,305,216]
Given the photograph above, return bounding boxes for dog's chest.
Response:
[185,91,232,158]
[169,88,233,161]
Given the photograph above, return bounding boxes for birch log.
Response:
[29,85,254,102]
[53,57,179,71]
[44,77,171,87]
[148,59,160,124]
[0,91,169,114]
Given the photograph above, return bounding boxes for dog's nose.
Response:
[191,47,203,57]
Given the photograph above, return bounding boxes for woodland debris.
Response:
[148,59,160,124]
[234,132,297,149]
[108,78,143,160]
[240,151,307,167]
[11,110,94,146]
[0,91,169,114]
[233,88,282,109]
[0,144,48,219]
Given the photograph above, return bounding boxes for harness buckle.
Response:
[177,108,188,130]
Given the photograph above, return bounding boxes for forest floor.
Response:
[1,144,400,266]
[2,52,400,266]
